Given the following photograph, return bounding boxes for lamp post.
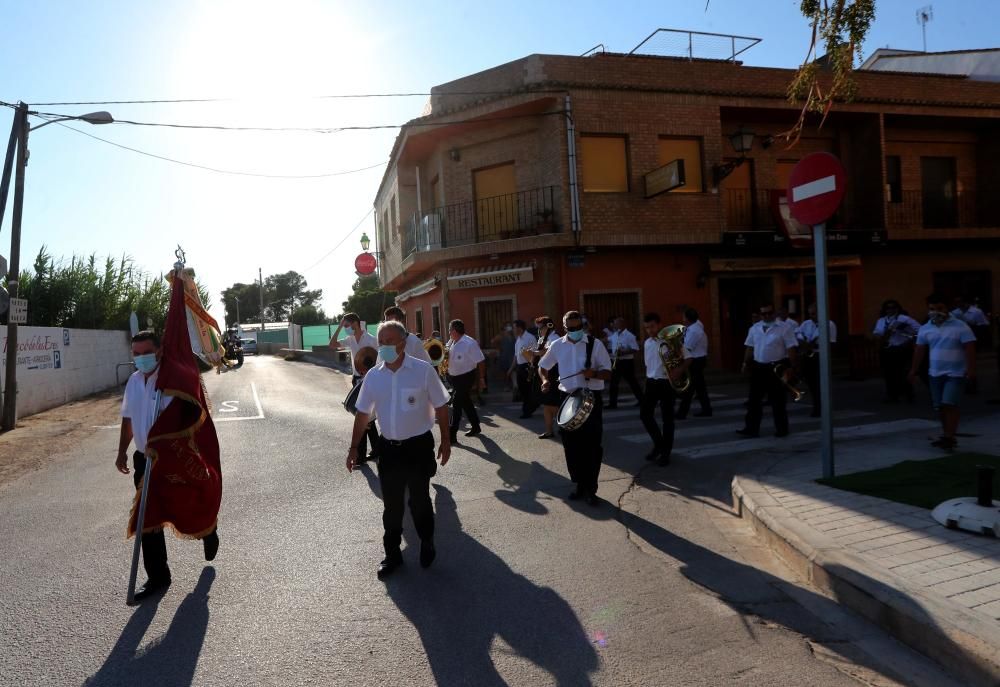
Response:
[712,126,756,187]
[0,103,113,430]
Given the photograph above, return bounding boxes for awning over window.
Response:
[395,278,438,303]
[446,263,534,290]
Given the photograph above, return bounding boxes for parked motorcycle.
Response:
[224,337,244,369]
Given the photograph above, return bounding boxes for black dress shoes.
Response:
[449,432,458,444]
[586,494,601,507]
[464,428,482,437]
[567,489,582,501]
[693,410,712,418]
[420,541,437,569]
[203,530,220,562]
[775,430,789,438]
[130,577,171,605]
[656,456,671,467]
[377,557,403,579]
[644,449,660,461]
[736,428,760,438]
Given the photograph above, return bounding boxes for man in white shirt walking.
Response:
[738,304,800,438]
[608,317,643,409]
[331,312,380,463]
[795,304,837,418]
[383,306,433,364]
[539,311,612,505]
[675,308,712,419]
[873,299,920,402]
[348,321,452,578]
[511,319,537,418]
[445,319,487,442]
[640,313,692,466]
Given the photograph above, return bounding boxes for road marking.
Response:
[214,382,265,423]
[219,400,240,413]
[93,424,119,430]
[792,174,836,202]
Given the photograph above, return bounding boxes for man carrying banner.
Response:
[117,264,223,604]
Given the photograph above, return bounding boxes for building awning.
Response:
[447,262,534,290]
[395,278,439,303]
[709,255,861,273]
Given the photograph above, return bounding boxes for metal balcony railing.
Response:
[887,189,982,229]
[404,186,558,257]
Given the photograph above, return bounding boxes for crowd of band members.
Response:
[334,292,984,576]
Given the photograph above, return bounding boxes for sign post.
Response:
[787,152,847,480]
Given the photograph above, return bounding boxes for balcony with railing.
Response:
[404,186,559,258]
[886,190,984,230]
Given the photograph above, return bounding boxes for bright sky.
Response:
[2,0,997,329]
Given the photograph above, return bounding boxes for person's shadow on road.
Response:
[385,484,599,686]
[85,567,216,687]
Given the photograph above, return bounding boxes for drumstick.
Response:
[558,367,606,382]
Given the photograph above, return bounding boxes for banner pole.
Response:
[126,389,162,606]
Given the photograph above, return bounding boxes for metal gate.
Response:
[477,299,513,347]
[582,292,641,339]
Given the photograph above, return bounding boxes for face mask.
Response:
[378,345,399,364]
[134,353,158,374]
[567,330,585,342]
[929,311,947,325]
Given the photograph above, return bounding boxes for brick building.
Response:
[372,45,1000,371]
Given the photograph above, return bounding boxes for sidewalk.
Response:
[733,414,1000,686]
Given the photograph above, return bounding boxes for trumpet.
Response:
[772,360,805,402]
[424,338,449,377]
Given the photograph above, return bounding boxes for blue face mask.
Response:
[134,353,158,374]
[378,345,400,364]
[567,330,585,342]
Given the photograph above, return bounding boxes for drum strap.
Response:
[584,335,596,371]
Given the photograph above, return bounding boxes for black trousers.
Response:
[677,357,712,417]
[744,361,789,435]
[802,354,821,413]
[515,364,535,416]
[880,345,914,401]
[559,391,604,496]
[378,432,436,559]
[448,370,481,434]
[133,452,170,583]
[609,358,643,407]
[640,379,676,456]
[353,374,381,457]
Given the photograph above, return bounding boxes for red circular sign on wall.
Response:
[787,152,847,226]
[354,252,377,275]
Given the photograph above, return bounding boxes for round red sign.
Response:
[786,152,847,226]
[354,252,377,275]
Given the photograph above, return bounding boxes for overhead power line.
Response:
[57,123,387,179]
[304,208,374,271]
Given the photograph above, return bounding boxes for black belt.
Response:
[381,431,432,446]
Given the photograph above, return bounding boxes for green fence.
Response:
[258,329,289,344]
[303,323,379,350]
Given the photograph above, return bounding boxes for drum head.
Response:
[344,381,363,414]
[558,392,581,425]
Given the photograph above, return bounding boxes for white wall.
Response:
[0,327,132,420]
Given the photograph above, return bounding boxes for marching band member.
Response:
[776,307,799,332]
[539,311,612,506]
[446,319,486,442]
[347,321,451,579]
[383,306,433,364]
[640,313,691,466]
[331,313,380,463]
[530,315,561,438]
[873,299,920,403]
[675,308,712,419]
[738,304,799,438]
[909,293,977,450]
[512,320,537,418]
[795,304,837,418]
[607,317,643,409]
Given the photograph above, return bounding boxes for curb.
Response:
[733,475,1000,687]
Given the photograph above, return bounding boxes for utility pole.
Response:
[2,103,29,431]
[258,267,265,335]
[0,105,20,421]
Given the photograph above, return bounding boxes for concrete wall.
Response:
[0,327,131,421]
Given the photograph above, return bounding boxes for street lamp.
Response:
[360,232,371,252]
[712,126,757,187]
[0,102,114,431]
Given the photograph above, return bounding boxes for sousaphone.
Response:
[343,346,378,415]
[424,338,449,376]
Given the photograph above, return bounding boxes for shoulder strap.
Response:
[585,334,596,370]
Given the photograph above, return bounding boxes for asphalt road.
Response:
[0,355,970,686]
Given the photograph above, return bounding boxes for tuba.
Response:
[656,325,691,394]
[354,346,378,376]
[424,338,449,377]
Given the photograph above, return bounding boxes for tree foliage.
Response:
[338,275,396,325]
[219,270,322,325]
[14,246,211,331]
[290,304,328,325]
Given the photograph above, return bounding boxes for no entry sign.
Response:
[354,252,377,276]
[787,153,847,226]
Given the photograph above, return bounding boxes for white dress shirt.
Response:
[682,320,708,358]
[873,315,920,348]
[121,369,174,453]
[539,335,613,393]
[795,319,838,344]
[405,332,433,364]
[778,317,800,332]
[645,336,691,380]
[339,330,378,375]
[609,329,639,360]
[446,334,485,376]
[952,306,989,327]
[745,321,798,363]
[514,332,537,365]
[355,354,450,441]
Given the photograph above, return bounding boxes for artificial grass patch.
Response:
[817,453,1000,510]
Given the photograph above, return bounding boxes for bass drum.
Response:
[343,380,364,415]
[556,388,595,432]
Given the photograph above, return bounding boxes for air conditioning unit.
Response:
[420,213,442,251]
